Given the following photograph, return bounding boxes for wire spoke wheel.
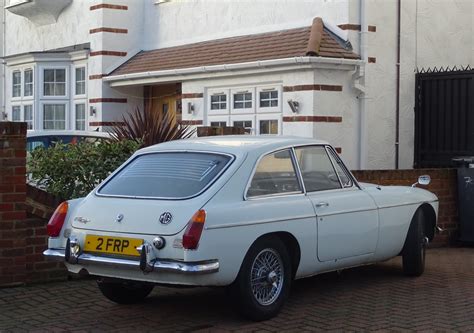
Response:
[250,248,284,306]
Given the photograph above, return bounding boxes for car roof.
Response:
[139,135,329,156]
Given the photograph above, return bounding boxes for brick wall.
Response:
[0,123,66,286]
[352,168,458,246]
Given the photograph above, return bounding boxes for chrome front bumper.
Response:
[43,248,219,275]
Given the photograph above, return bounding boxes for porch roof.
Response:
[110,17,359,77]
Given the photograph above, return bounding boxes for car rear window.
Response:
[97,152,232,199]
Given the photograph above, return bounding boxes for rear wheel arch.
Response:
[239,232,301,280]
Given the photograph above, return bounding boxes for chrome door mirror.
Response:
[412,175,431,187]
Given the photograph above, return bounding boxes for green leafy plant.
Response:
[27,140,140,200]
[110,107,195,148]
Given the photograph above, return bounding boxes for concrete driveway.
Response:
[0,248,473,332]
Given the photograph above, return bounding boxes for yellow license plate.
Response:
[84,235,143,257]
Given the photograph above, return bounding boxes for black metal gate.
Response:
[414,67,474,168]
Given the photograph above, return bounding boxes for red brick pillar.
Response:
[0,122,27,286]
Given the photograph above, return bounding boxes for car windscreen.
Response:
[97,152,232,199]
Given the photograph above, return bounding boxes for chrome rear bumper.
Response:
[43,248,219,275]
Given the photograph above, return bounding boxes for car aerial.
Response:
[27,130,111,152]
[44,136,439,321]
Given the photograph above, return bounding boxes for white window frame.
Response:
[12,70,21,99]
[257,86,281,113]
[208,89,229,115]
[23,104,34,130]
[74,102,87,131]
[231,88,255,115]
[41,66,68,98]
[41,102,68,130]
[256,114,281,135]
[74,66,87,97]
[23,68,34,98]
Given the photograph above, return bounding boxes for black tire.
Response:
[229,236,292,321]
[97,279,154,304]
[402,210,426,277]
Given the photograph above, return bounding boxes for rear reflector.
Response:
[182,210,206,250]
[47,202,68,237]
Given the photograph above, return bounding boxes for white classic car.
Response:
[44,136,439,320]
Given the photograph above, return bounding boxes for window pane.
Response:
[259,90,278,108]
[233,92,252,109]
[233,120,252,134]
[25,70,32,83]
[75,82,85,95]
[44,104,66,130]
[98,152,231,198]
[24,105,33,130]
[328,149,353,187]
[44,69,54,82]
[76,104,86,131]
[260,120,278,134]
[24,84,32,96]
[75,67,85,95]
[55,83,66,96]
[247,149,301,197]
[12,106,21,121]
[44,83,53,96]
[210,121,226,127]
[55,69,66,83]
[211,94,226,110]
[295,146,342,192]
[12,72,21,97]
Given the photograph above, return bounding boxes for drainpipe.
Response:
[358,0,368,169]
[1,0,6,120]
[395,0,401,169]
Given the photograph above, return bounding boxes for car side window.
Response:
[327,148,353,188]
[247,149,302,198]
[295,146,342,192]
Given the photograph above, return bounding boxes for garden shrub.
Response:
[27,140,140,200]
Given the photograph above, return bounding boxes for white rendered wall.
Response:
[4,0,92,56]
[143,0,349,49]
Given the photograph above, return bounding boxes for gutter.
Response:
[395,0,401,169]
[357,0,368,170]
[104,56,363,83]
[2,1,5,119]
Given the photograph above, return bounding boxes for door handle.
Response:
[315,202,329,208]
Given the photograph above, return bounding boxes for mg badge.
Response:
[159,212,173,225]
[116,213,124,223]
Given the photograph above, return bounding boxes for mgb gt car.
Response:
[44,136,438,321]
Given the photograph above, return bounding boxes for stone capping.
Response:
[178,120,203,125]
[283,116,342,123]
[89,121,125,127]
[90,51,127,57]
[338,24,377,32]
[283,84,343,92]
[89,98,127,103]
[90,4,128,10]
[90,28,128,34]
[181,93,204,99]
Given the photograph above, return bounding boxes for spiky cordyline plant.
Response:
[110,107,195,148]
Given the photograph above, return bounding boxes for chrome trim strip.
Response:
[291,147,306,194]
[43,249,219,274]
[95,150,236,201]
[316,207,379,218]
[206,214,315,230]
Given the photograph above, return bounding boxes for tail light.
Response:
[47,202,68,237]
[182,210,206,250]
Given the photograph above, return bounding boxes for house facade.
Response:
[1,0,473,170]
